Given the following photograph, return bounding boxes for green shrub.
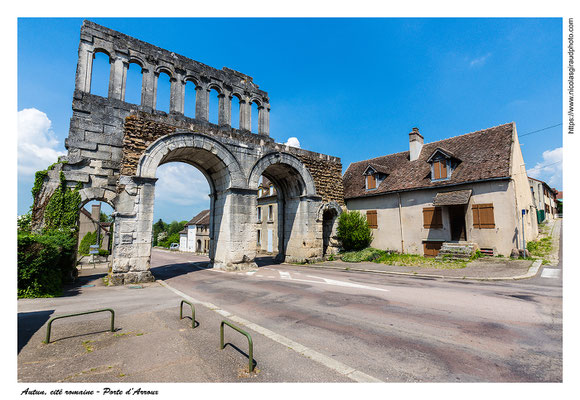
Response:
[98,249,110,257]
[78,231,102,256]
[18,230,77,298]
[160,232,181,248]
[336,211,373,251]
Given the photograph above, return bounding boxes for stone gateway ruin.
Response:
[31,21,344,284]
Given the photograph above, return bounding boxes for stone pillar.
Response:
[141,67,156,109]
[217,93,229,126]
[239,98,250,131]
[170,74,185,114]
[211,188,258,271]
[75,42,94,93]
[258,105,265,135]
[195,86,209,121]
[152,72,159,110]
[108,54,128,100]
[261,104,270,136]
[109,176,156,285]
[282,196,323,263]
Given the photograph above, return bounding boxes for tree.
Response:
[336,211,373,251]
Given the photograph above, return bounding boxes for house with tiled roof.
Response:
[256,177,278,254]
[528,177,558,223]
[343,123,538,257]
[179,209,210,253]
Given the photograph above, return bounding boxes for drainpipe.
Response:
[397,193,404,253]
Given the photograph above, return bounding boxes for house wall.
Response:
[346,179,523,256]
[509,126,539,243]
[179,233,187,251]
[257,197,278,254]
[187,225,196,252]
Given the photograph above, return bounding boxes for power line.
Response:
[519,123,563,137]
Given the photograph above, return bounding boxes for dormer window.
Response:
[427,148,458,182]
[363,164,387,191]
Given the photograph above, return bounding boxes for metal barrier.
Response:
[44,308,115,344]
[179,300,196,329]
[220,320,254,372]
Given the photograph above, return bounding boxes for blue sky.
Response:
[17,18,563,222]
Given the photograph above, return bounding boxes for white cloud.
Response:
[18,108,66,176]
[469,53,492,67]
[285,137,301,148]
[155,163,210,206]
[527,147,563,188]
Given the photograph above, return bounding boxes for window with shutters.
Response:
[472,203,495,229]
[423,207,443,229]
[366,174,377,190]
[366,210,378,229]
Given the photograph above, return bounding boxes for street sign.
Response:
[89,244,99,255]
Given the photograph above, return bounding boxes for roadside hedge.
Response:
[18,230,77,298]
[336,211,373,251]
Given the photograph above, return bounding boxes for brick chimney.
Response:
[91,203,101,221]
[409,127,424,161]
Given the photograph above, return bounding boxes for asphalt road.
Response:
[151,249,562,382]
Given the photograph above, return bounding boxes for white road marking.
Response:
[279,271,291,279]
[157,280,383,383]
[541,268,561,278]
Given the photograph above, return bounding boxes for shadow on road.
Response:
[18,310,54,353]
[151,261,210,280]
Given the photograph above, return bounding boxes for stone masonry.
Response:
[31,20,344,284]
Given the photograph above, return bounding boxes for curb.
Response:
[292,259,543,282]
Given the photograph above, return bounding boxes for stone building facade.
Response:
[31,21,344,284]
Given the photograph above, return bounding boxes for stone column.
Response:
[141,67,156,110]
[108,54,128,100]
[170,74,185,114]
[239,98,250,131]
[282,196,323,263]
[258,105,266,135]
[195,85,209,121]
[261,104,270,136]
[217,93,228,126]
[75,42,94,93]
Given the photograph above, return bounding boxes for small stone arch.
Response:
[207,82,223,94]
[184,75,200,87]
[128,55,145,68]
[155,65,174,78]
[93,48,112,59]
[316,201,343,222]
[79,187,118,208]
[248,152,316,197]
[249,97,262,107]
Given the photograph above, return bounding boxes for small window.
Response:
[366,210,378,229]
[257,207,262,222]
[268,205,273,221]
[472,203,495,229]
[433,160,447,180]
[366,174,377,190]
[423,207,443,229]
[257,229,261,245]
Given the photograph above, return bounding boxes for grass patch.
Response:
[527,236,553,258]
[340,248,387,263]
[82,340,94,353]
[340,248,468,269]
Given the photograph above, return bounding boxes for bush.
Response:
[336,211,373,251]
[160,232,181,248]
[98,249,110,257]
[18,230,77,298]
[78,231,102,256]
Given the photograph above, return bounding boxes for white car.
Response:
[169,243,179,251]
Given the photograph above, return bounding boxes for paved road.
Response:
[151,249,562,382]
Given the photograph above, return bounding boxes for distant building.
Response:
[528,177,558,223]
[256,177,278,255]
[179,210,210,253]
[78,203,111,252]
[343,123,537,257]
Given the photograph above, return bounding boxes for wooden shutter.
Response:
[366,210,378,229]
[423,207,442,229]
[366,174,376,189]
[472,204,495,229]
[423,242,443,257]
[433,162,441,180]
[440,161,447,179]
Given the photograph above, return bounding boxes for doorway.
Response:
[448,205,466,241]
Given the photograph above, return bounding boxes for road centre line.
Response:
[157,279,383,383]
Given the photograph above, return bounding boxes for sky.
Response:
[17,18,563,222]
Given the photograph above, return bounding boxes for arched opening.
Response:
[156,71,171,113]
[251,101,260,133]
[90,51,111,97]
[125,62,143,105]
[77,200,115,267]
[231,94,241,130]
[208,88,220,124]
[184,80,197,118]
[152,162,210,256]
